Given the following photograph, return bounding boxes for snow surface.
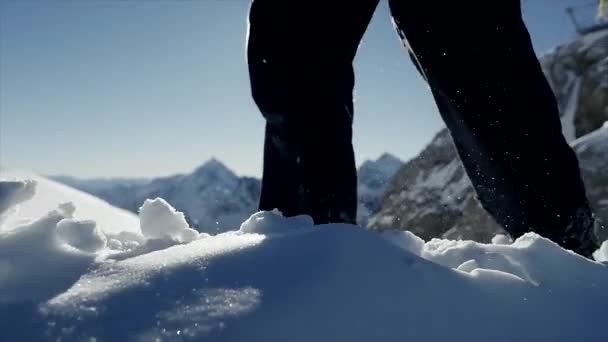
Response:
[0,169,140,234]
[139,198,202,243]
[1,176,608,341]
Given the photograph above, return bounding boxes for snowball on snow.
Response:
[138,197,201,243]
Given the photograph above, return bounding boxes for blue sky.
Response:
[0,0,597,178]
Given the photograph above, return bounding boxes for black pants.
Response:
[247,0,595,252]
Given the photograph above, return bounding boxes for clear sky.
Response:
[0,0,598,178]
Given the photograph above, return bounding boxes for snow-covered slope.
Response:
[371,29,608,242]
[0,169,139,234]
[357,153,403,226]
[1,187,607,342]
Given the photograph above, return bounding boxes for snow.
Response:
[56,218,107,253]
[0,169,140,234]
[239,209,313,235]
[139,197,202,243]
[0,208,97,302]
[0,179,36,225]
[1,175,608,341]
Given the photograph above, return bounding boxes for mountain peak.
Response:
[192,158,238,184]
[376,153,401,166]
[194,158,230,173]
[360,153,402,175]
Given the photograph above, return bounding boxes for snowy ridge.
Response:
[0,169,139,234]
[1,176,608,341]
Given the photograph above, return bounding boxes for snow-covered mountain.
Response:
[56,159,261,234]
[55,155,403,231]
[370,29,608,242]
[357,153,403,225]
[367,130,477,240]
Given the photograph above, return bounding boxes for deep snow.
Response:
[1,172,607,342]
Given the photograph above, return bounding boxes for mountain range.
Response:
[53,155,403,234]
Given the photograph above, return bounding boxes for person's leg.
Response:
[247,0,379,224]
[389,0,597,256]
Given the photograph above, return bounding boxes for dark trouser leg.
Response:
[389,0,596,255]
[247,0,378,224]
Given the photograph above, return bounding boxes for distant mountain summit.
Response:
[357,153,403,226]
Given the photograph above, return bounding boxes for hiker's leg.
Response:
[389,0,596,255]
[247,0,379,224]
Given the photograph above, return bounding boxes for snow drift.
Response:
[0,169,140,234]
[0,175,607,342]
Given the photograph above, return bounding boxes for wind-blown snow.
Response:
[0,208,97,302]
[0,179,36,226]
[1,177,607,341]
[0,169,139,234]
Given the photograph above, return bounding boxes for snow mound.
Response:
[0,209,95,303]
[0,178,209,306]
[0,169,140,234]
[1,195,607,342]
[139,198,202,243]
[0,211,600,342]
